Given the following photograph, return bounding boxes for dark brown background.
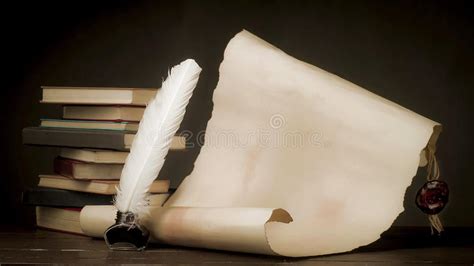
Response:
[2,0,473,227]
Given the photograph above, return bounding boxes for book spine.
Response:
[53,157,75,178]
[22,188,114,207]
[22,127,128,151]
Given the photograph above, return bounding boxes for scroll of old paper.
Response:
[81,30,441,257]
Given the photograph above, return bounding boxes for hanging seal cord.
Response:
[426,147,443,234]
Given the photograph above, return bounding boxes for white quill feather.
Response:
[115,59,201,216]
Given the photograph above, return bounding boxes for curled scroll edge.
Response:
[162,30,441,256]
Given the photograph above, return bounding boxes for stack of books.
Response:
[22,86,185,235]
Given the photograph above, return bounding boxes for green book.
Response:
[22,127,186,151]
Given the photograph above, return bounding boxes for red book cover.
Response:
[53,157,83,178]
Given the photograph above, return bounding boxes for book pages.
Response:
[80,30,441,256]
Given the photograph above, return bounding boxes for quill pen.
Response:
[104,59,201,250]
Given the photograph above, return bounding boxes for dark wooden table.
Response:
[0,226,472,264]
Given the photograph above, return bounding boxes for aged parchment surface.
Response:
[81,30,440,256]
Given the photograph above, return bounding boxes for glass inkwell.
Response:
[104,211,149,251]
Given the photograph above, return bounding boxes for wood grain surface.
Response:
[0,226,472,264]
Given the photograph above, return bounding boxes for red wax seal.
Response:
[416,180,449,215]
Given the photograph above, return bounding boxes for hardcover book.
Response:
[60,148,129,164]
[36,206,83,235]
[38,174,169,195]
[41,86,158,106]
[63,105,145,122]
[41,119,139,132]
[23,187,171,208]
[54,157,123,180]
[23,127,186,151]
[24,187,113,207]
